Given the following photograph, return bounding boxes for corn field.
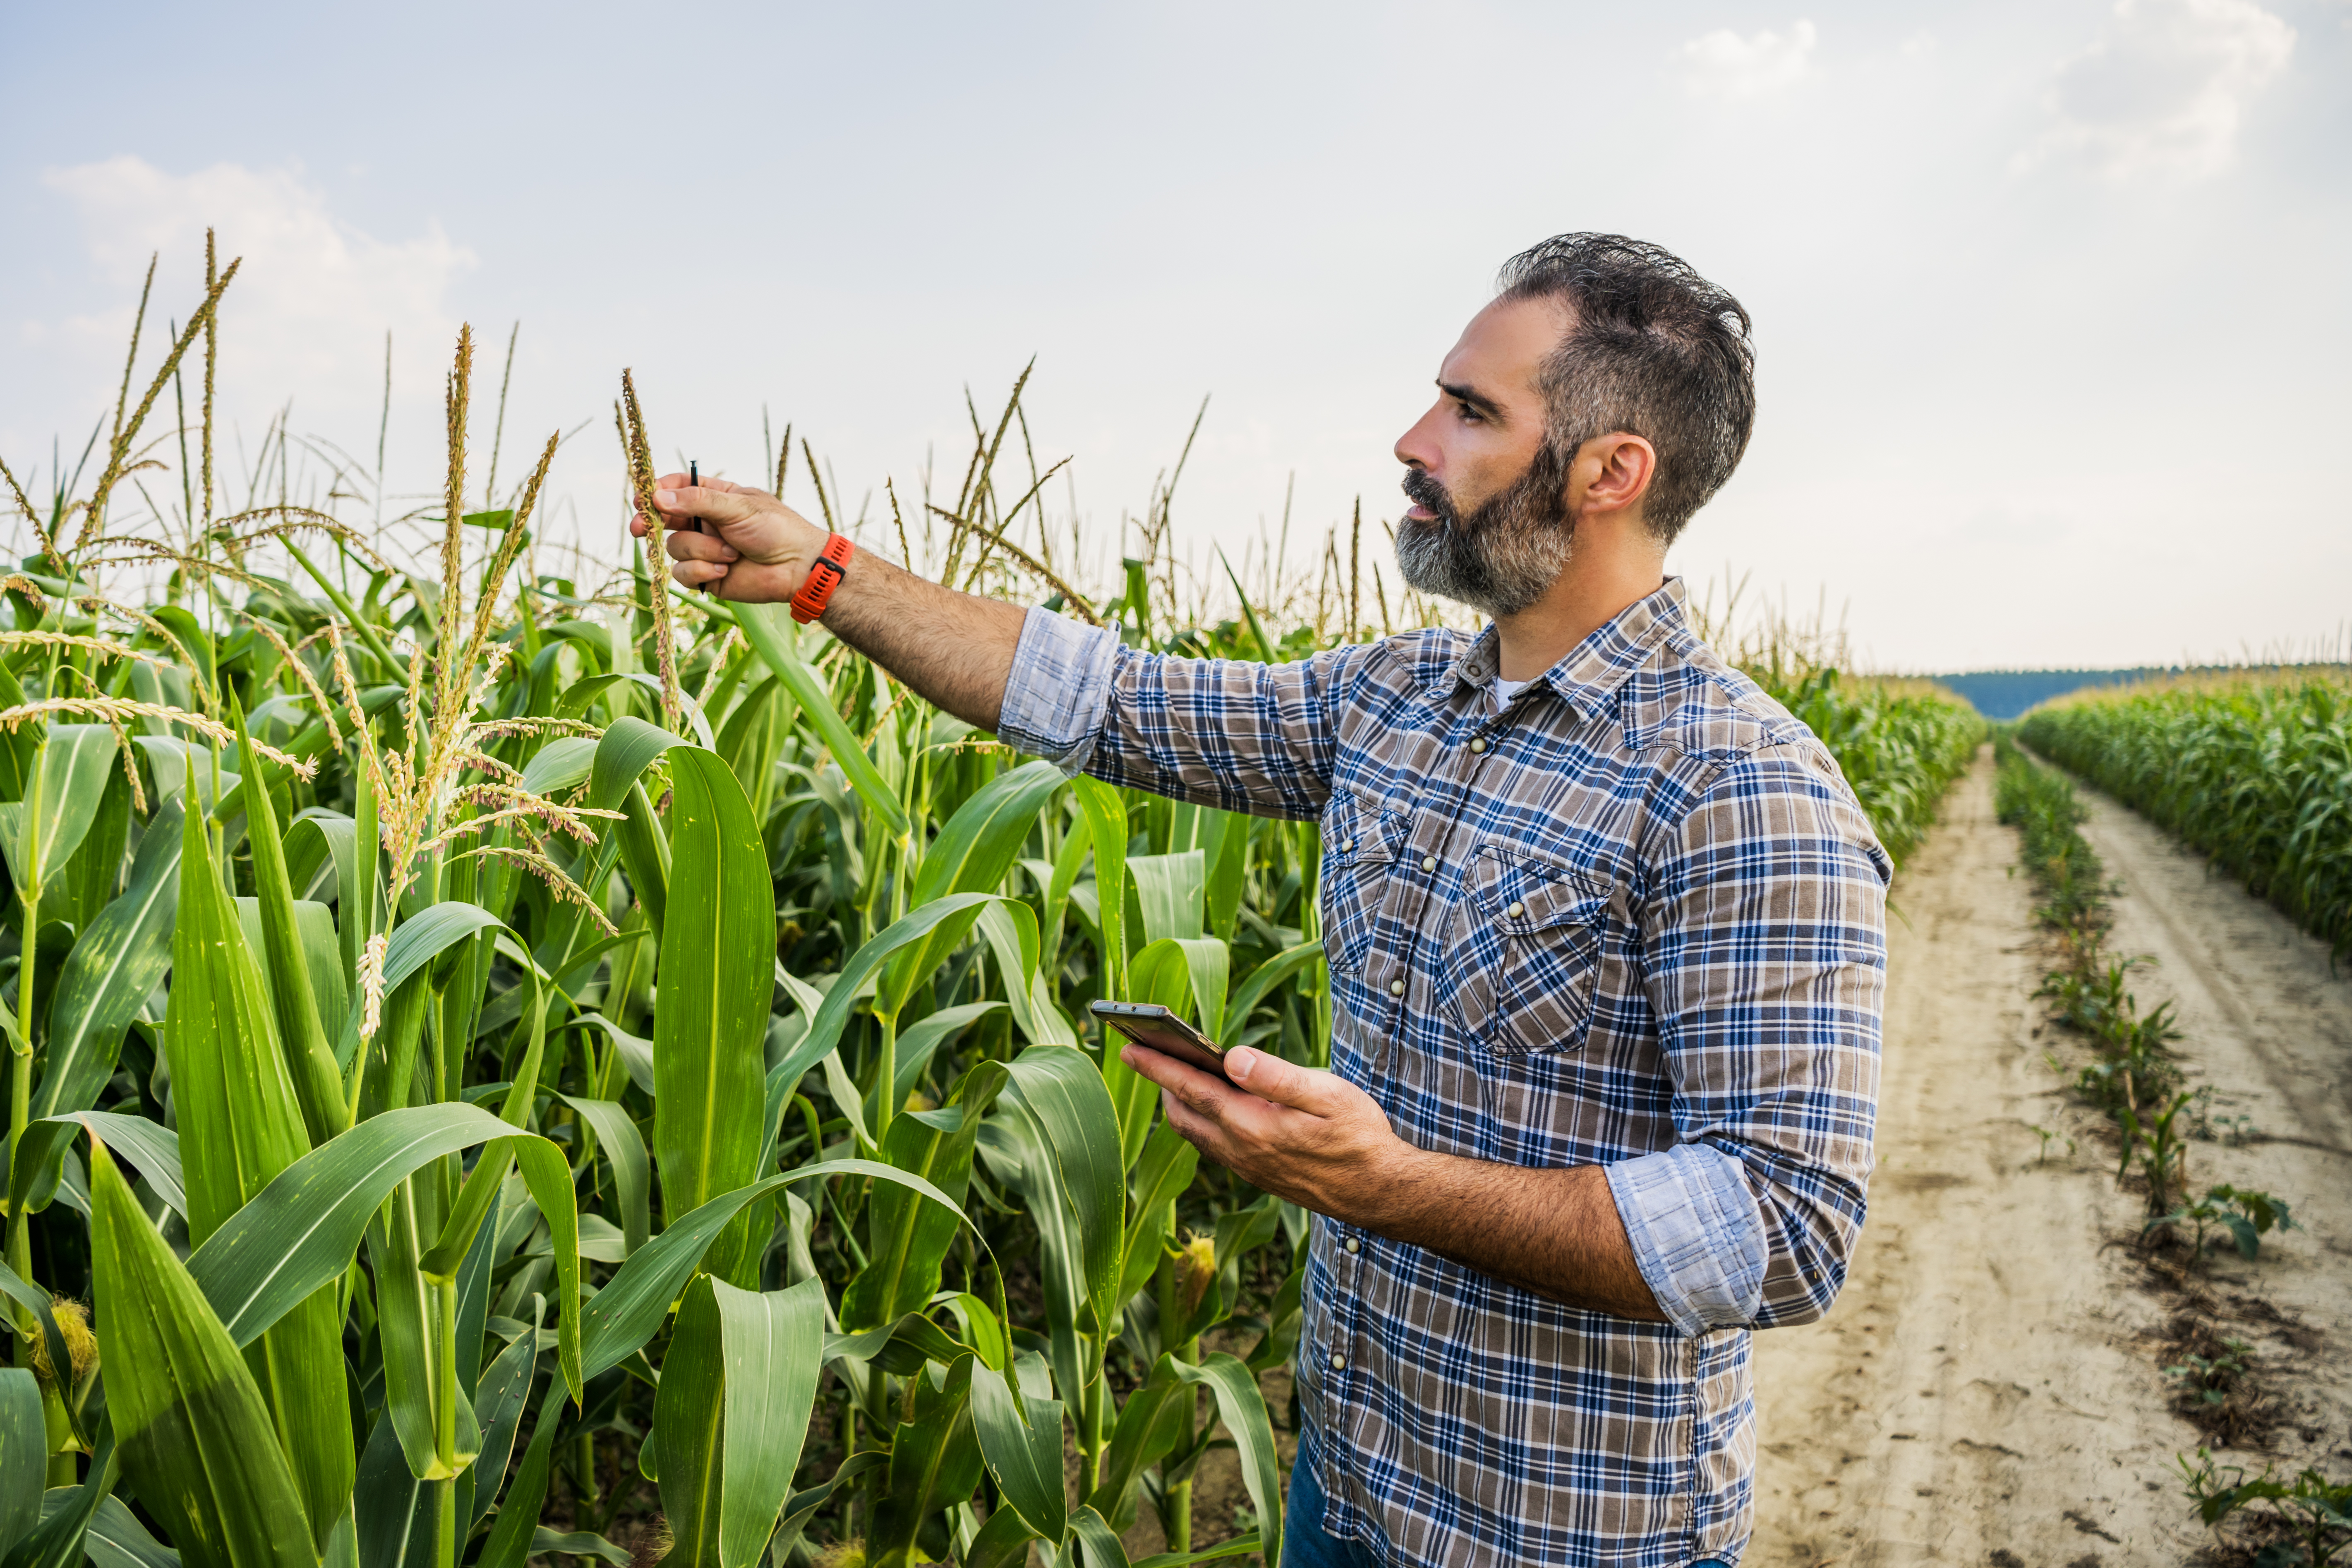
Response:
[0,258,1978,1568]
[2019,673,2352,961]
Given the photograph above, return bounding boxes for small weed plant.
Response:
[2182,1450,2352,1568]
[2149,1184,2299,1266]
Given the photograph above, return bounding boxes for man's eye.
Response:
[1455,403,1482,423]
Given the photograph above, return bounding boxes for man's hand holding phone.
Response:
[1105,1009,1424,1224]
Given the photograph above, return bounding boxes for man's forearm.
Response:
[1353,1149,1665,1321]
[813,548,1029,733]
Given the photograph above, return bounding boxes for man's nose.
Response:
[1395,403,1444,473]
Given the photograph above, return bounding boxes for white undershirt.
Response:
[1491,676,1529,711]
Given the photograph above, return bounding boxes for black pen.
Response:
[688,459,714,594]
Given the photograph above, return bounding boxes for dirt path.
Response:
[1748,747,2352,1566]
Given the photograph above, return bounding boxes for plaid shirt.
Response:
[997,578,1888,1568]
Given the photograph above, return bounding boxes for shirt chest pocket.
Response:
[1438,849,1618,1057]
[1319,790,1408,975]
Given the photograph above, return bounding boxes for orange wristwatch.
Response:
[789,533,854,623]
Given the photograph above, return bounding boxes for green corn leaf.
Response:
[963,1504,1041,1568]
[890,1001,1005,1108]
[233,709,344,1146]
[33,797,185,1120]
[86,1137,316,1568]
[578,1158,967,1383]
[752,892,1008,1177]
[1133,1535,1266,1567]
[572,1013,655,1098]
[841,1062,1007,1332]
[333,901,505,1072]
[878,759,1066,1018]
[1073,778,1129,998]
[974,901,1074,1048]
[0,660,37,795]
[529,1529,631,1566]
[653,748,773,1287]
[1199,808,1248,944]
[50,755,129,933]
[516,734,598,796]
[350,1346,432,1563]
[1220,939,1323,1047]
[556,1095,649,1257]
[472,1396,559,1568]
[163,775,351,1544]
[183,1103,583,1408]
[465,1309,544,1531]
[991,1048,1125,1388]
[1129,851,1206,945]
[81,1496,186,1568]
[653,1275,826,1568]
[0,1368,42,1548]
[1170,1352,1283,1568]
[730,603,912,839]
[0,725,121,894]
[969,1359,1066,1541]
[281,810,360,984]
[9,1417,122,1568]
[367,1177,483,1483]
[11,1111,184,1221]
[867,1353,984,1568]
[0,1263,70,1424]
[1215,548,1277,664]
[1070,1504,1134,1568]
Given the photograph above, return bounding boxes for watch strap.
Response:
[789,533,855,623]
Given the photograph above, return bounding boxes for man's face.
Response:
[1391,296,1577,618]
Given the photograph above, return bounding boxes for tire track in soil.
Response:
[1749,746,2352,1565]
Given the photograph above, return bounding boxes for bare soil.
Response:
[1749,748,2352,1565]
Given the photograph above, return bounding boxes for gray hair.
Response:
[1496,234,1757,545]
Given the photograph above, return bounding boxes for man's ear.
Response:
[1570,433,1657,522]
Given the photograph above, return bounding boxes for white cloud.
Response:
[1678,19,1818,100]
[36,156,474,436]
[2032,0,2294,180]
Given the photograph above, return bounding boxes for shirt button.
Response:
[1329,1352,1347,1371]
[1507,901,1525,918]
[1388,979,1405,997]
[1468,737,1487,754]
[1345,1236,1361,1254]
[1420,856,1438,873]
[1341,837,1355,852]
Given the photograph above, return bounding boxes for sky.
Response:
[2,0,2347,673]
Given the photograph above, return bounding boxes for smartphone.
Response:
[1089,1000,1232,1083]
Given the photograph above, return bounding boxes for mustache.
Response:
[1400,468,1455,523]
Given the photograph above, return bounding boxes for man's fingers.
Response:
[664,529,739,564]
[656,471,771,501]
[1222,1048,1353,1115]
[671,559,728,590]
[652,484,770,528]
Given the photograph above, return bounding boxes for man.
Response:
[636,232,1887,1568]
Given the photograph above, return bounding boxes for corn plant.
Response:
[0,253,1979,1566]
[2021,672,2352,960]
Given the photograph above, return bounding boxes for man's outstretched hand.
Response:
[627,472,829,604]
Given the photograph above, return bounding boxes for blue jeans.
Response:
[1284,1429,1732,1568]
[1283,1431,1379,1568]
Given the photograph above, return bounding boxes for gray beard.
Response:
[1393,447,1573,619]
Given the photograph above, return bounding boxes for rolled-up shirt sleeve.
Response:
[997,608,1123,774]
[995,607,1352,819]
[1612,738,1891,1334]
